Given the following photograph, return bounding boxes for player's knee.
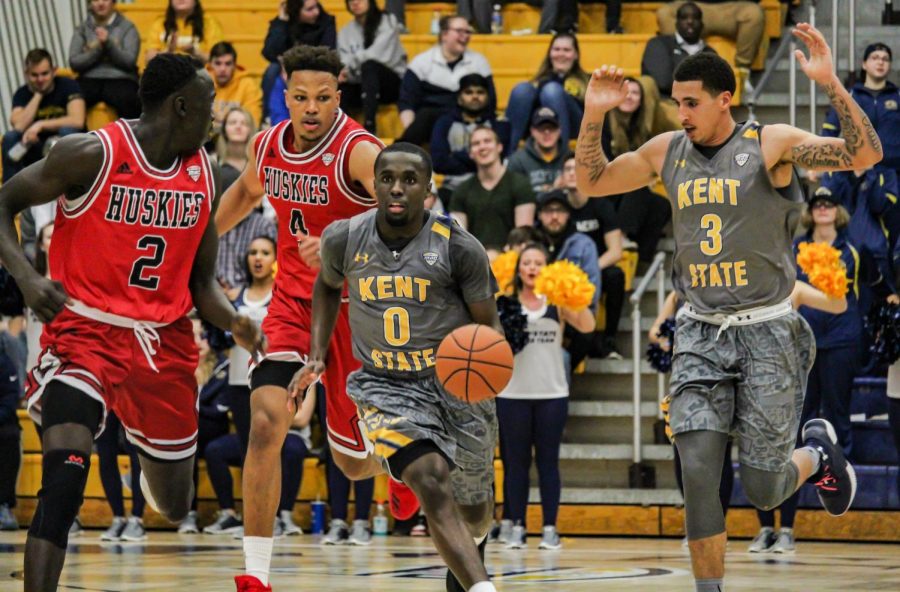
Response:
[248,408,288,451]
[741,466,789,511]
[153,482,194,522]
[28,449,90,549]
[404,458,452,505]
[333,454,371,481]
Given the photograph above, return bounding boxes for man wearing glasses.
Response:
[398,15,496,146]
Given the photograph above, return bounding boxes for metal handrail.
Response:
[628,250,666,466]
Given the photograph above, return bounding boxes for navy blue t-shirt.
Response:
[12,77,82,123]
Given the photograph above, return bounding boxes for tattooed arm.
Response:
[575,66,670,197]
[769,23,883,171]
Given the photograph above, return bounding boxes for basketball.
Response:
[435,324,514,403]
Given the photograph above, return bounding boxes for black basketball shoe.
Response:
[802,418,857,517]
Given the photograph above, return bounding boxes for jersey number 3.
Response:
[700,214,723,256]
[129,235,167,290]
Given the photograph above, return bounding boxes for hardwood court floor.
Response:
[1,531,899,591]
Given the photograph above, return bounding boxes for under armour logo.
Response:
[116,162,133,175]
[354,252,369,264]
[268,148,276,158]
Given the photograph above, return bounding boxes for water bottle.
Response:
[7,141,28,162]
[491,4,503,35]
[373,502,389,536]
[310,497,326,534]
[430,10,441,35]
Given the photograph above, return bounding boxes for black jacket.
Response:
[263,12,337,62]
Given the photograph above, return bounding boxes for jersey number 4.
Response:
[290,209,308,236]
[129,235,167,290]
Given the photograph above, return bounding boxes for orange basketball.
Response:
[435,324,514,403]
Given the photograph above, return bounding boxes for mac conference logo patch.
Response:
[423,252,439,266]
[735,153,750,167]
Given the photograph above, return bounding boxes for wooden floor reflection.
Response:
[1,531,899,591]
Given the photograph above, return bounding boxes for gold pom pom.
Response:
[535,260,596,311]
[796,242,849,299]
[491,250,519,297]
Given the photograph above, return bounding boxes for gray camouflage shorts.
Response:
[668,309,816,472]
[345,369,497,506]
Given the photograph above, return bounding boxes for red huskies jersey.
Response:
[50,119,213,324]
[254,110,382,299]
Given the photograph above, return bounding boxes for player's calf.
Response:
[138,455,195,522]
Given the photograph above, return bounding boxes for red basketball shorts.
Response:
[255,287,369,458]
[25,306,199,460]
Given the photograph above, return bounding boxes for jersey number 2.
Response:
[129,236,167,290]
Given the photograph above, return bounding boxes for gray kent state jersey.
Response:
[319,209,494,377]
[661,121,804,314]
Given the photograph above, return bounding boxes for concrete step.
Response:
[529,487,683,506]
[558,458,677,489]
[565,414,662,445]
[570,372,665,401]
[559,443,673,461]
[568,401,660,417]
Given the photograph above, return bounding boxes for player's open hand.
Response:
[287,361,325,411]
[22,275,70,323]
[792,23,835,85]
[298,234,322,269]
[231,314,265,361]
[584,65,627,114]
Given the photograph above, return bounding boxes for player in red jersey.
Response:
[216,46,390,591]
[0,54,263,592]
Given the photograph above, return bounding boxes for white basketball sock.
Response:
[468,582,497,592]
[243,536,274,586]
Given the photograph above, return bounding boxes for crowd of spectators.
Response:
[2,0,900,548]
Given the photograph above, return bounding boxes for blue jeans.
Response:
[505,81,583,146]
[2,126,81,182]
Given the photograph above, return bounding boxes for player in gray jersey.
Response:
[575,24,882,592]
[290,142,502,592]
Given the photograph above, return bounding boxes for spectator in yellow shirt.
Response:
[208,42,262,134]
[145,0,224,64]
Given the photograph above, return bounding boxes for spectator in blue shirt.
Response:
[431,73,512,202]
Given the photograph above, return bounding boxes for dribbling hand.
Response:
[584,65,627,114]
[22,275,71,323]
[297,234,322,269]
[287,361,325,412]
[231,315,266,362]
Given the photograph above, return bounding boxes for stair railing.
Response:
[628,250,666,476]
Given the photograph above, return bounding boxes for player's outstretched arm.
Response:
[575,65,670,197]
[778,23,883,172]
[0,134,101,321]
[288,222,348,401]
[191,168,264,357]
[215,131,267,235]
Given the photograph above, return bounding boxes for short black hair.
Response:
[676,1,702,19]
[210,41,237,61]
[673,52,735,96]
[375,142,433,179]
[24,48,53,68]
[282,45,343,79]
[139,53,200,111]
